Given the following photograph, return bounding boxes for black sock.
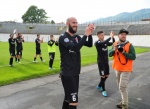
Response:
[69,105,77,109]
[62,101,69,109]
[50,59,53,68]
[40,57,43,61]
[9,58,13,65]
[98,77,103,87]
[99,77,107,91]
[15,57,17,61]
[34,58,36,61]
[20,52,22,58]
[49,60,51,67]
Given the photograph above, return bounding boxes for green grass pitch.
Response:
[0,42,150,86]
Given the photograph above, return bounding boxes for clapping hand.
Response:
[85,23,94,36]
[110,31,114,38]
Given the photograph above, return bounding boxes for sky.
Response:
[0,0,150,23]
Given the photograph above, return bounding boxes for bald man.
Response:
[58,17,94,109]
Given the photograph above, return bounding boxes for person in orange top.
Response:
[109,29,136,109]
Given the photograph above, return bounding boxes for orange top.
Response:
[112,42,133,72]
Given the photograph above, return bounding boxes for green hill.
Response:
[93,8,150,23]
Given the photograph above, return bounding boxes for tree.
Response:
[22,5,48,23]
[51,20,55,24]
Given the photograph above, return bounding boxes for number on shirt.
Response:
[72,95,76,101]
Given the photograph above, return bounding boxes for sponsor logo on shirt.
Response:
[69,49,76,53]
[102,48,108,51]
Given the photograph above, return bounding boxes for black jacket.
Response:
[59,32,93,76]
[95,37,115,63]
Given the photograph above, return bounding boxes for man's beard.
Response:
[120,39,126,42]
[69,24,77,34]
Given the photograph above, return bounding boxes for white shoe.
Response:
[42,60,45,62]
[9,65,13,67]
[49,67,53,70]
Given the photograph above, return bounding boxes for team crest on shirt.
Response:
[64,38,69,43]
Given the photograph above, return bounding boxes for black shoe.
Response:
[116,101,122,108]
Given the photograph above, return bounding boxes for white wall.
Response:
[0,34,150,47]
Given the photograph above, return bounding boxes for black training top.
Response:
[35,38,41,49]
[8,38,16,50]
[16,37,24,48]
[59,32,93,76]
[95,37,115,63]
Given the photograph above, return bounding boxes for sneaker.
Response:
[42,60,45,62]
[116,101,122,108]
[49,67,55,70]
[102,91,107,97]
[49,67,52,70]
[122,104,128,109]
[9,65,13,67]
[96,86,103,92]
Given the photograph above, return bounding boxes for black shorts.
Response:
[9,49,15,56]
[36,48,41,55]
[61,75,79,103]
[98,62,110,76]
[49,52,55,60]
[16,47,22,55]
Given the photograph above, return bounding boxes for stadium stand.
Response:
[0,22,150,35]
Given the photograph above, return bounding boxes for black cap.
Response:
[118,29,129,35]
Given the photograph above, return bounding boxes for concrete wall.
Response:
[1,22,150,35]
[1,34,150,47]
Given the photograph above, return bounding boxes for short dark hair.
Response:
[18,33,21,35]
[50,35,53,37]
[97,31,104,35]
[10,34,12,37]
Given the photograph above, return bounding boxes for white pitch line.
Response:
[0,54,97,68]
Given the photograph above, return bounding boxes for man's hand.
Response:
[16,33,19,38]
[113,45,118,51]
[55,38,59,42]
[13,29,17,34]
[110,31,114,38]
[40,37,44,43]
[85,24,94,36]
